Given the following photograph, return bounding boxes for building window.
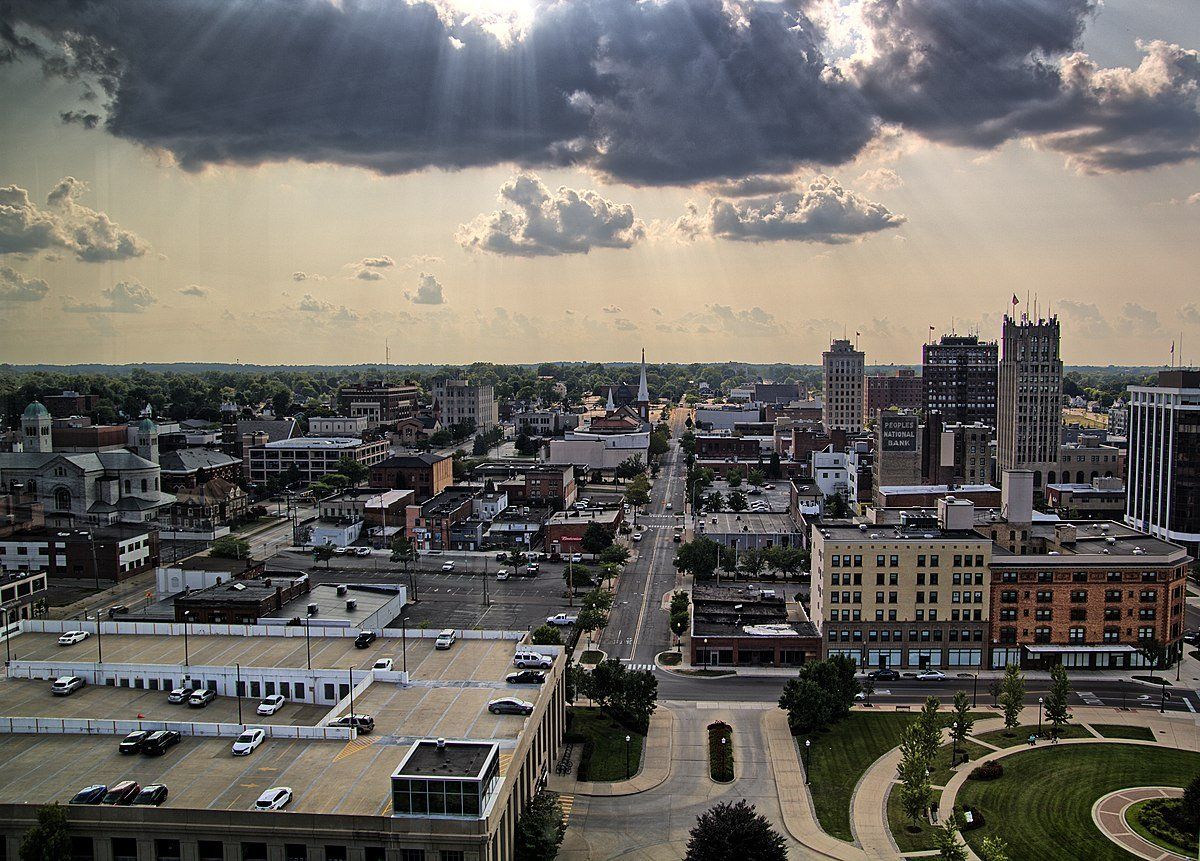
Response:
[285,848,307,861]
[155,842,181,861]
[325,849,347,861]
[241,846,268,861]
[70,838,94,861]
[112,841,138,861]
[198,843,223,861]
[400,852,425,861]
[439,854,465,861]
[1034,627,1051,644]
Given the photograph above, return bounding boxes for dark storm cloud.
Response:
[0,0,873,185]
[2,0,1197,182]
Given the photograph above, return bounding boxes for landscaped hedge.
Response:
[708,721,734,782]
[969,761,1004,781]
[1137,798,1200,853]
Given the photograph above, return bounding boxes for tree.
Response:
[999,663,1025,730]
[515,432,539,456]
[933,816,968,861]
[669,591,690,647]
[19,804,71,861]
[1045,663,1072,736]
[727,467,744,488]
[514,791,566,861]
[684,800,787,861]
[615,455,647,480]
[896,722,933,829]
[767,451,782,479]
[778,655,859,733]
[987,679,1002,707]
[1139,637,1166,678]
[580,522,614,555]
[860,674,875,707]
[599,544,630,566]
[531,624,563,646]
[312,544,335,569]
[575,606,607,650]
[824,491,851,518]
[624,476,651,520]
[951,690,974,752]
[747,467,766,488]
[675,537,720,579]
[704,491,725,513]
[335,455,368,487]
[727,491,748,512]
[977,837,1011,861]
[210,535,252,559]
[915,696,943,764]
[740,547,765,577]
[648,431,669,458]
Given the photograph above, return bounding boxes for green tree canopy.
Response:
[514,791,566,861]
[19,804,71,861]
[684,800,786,861]
[210,535,251,559]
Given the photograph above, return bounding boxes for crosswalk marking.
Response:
[1079,691,1103,706]
[499,752,513,775]
[618,661,657,672]
[333,736,376,762]
[558,793,575,827]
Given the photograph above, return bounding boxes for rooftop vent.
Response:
[436,737,446,750]
[336,584,348,596]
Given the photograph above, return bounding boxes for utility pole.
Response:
[483,557,489,607]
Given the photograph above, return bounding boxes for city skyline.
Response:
[1,0,1199,366]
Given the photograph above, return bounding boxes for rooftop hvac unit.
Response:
[346,599,357,611]
[336,584,348,596]
[307,603,318,616]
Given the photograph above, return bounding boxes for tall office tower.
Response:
[922,334,999,426]
[996,315,1063,493]
[823,339,865,433]
[1125,370,1200,557]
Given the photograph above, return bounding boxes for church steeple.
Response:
[637,348,649,404]
[605,388,616,412]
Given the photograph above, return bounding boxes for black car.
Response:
[119,730,151,754]
[868,669,900,681]
[102,781,141,805]
[141,730,182,756]
[132,784,169,807]
[70,785,107,805]
[505,670,547,685]
[353,631,377,649]
[1184,630,1200,646]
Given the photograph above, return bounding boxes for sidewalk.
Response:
[547,705,675,797]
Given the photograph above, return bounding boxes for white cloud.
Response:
[0,266,49,302]
[601,304,622,314]
[297,293,358,321]
[178,284,208,297]
[458,173,645,257]
[0,177,148,261]
[406,272,446,305]
[614,318,638,331]
[63,280,156,314]
[854,167,904,191]
[292,271,325,282]
[360,256,394,268]
[355,268,385,281]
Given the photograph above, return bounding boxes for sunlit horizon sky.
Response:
[1,0,1198,368]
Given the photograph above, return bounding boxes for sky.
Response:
[0,0,1198,368]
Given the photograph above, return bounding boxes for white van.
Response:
[434,629,456,650]
[513,650,553,669]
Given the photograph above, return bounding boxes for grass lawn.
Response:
[578,650,604,665]
[973,723,1092,748]
[928,739,992,786]
[957,744,1200,861]
[565,707,644,782]
[1091,724,1157,741]
[887,787,942,853]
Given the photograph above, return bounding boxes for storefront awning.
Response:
[1023,644,1138,654]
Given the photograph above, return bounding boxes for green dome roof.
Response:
[137,417,157,433]
[22,401,49,419]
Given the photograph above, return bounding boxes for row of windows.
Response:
[826,628,985,643]
[997,626,1157,644]
[830,553,986,568]
[999,571,1166,583]
[70,837,456,861]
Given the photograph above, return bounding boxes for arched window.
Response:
[124,480,131,494]
[1033,470,1042,488]
[27,480,36,493]
[53,487,71,511]
[141,479,148,493]
[1090,471,1099,483]
[1047,471,1056,485]
[1076,470,1085,484]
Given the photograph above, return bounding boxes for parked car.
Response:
[488,697,534,716]
[102,781,141,805]
[57,630,90,646]
[107,605,129,619]
[188,689,216,708]
[256,694,286,715]
[434,630,456,650]
[332,546,351,555]
[141,730,182,756]
[495,552,507,562]
[496,570,510,581]
[632,533,643,542]
[231,728,266,756]
[665,502,672,510]
[118,730,151,754]
[254,787,293,811]
[353,547,371,557]
[372,658,394,672]
[441,561,455,571]
[328,714,375,734]
[167,687,195,704]
[545,613,578,626]
[70,785,107,805]
[915,670,946,681]
[51,676,86,696]
[353,630,377,649]
[133,784,169,807]
[570,553,583,564]
[867,669,900,681]
[525,563,540,574]
[672,533,682,543]
[513,650,553,669]
[505,670,546,685]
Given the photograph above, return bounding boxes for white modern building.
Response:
[433,379,499,432]
[246,437,389,486]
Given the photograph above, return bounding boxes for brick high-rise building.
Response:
[1125,370,1200,558]
[996,315,1062,493]
[922,334,998,426]
[823,339,865,433]
[864,369,922,421]
[336,380,420,427]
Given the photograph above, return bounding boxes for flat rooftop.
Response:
[396,740,496,778]
[704,511,800,535]
[262,437,364,449]
[0,631,557,816]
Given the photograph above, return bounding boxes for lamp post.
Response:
[94,610,103,665]
[951,721,958,765]
[971,672,979,709]
[1,606,12,666]
[401,609,408,678]
[181,611,192,670]
[804,739,812,784]
[348,667,356,720]
[625,734,631,780]
[235,662,243,726]
[703,638,709,670]
[304,609,313,671]
[1037,696,1043,736]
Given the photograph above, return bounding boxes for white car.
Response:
[231,728,266,756]
[496,570,510,581]
[915,670,946,681]
[353,547,371,557]
[254,787,293,811]
[332,546,351,555]
[372,658,394,672]
[434,630,456,650]
[665,502,672,510]
[632,533,643,542]
[441,561,455,571]
[58,630,90,646]
[570,553,583,563]
[51,676,86,696]
[545,613,578,626]
[256,694,286,716]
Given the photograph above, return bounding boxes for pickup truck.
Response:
[545,613,578,627]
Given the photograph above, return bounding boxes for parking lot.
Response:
[0,677,329,726]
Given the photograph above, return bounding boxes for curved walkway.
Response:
[1092,786,1189,861]
[547,704,675,798]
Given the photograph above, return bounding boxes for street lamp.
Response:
[804,739,812,784]
[951,721,958,765]
[181,611,192,670]
[703,638,709,670]
[971,672,979,709]
[235,662,243,726]
[304,609,313,671]
[0,606,12,665]
[625,734,632,780]
[1037,696,1043,737]
[400,608,408,679]
[93,610,103,665]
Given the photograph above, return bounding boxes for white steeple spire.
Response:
[606,388,616,412]
[637,348,649,403]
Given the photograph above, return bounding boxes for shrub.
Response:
[575,742,595,781]
[708,722,734,782]
[969,761,1004,781]
[1138,799,1199,853]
